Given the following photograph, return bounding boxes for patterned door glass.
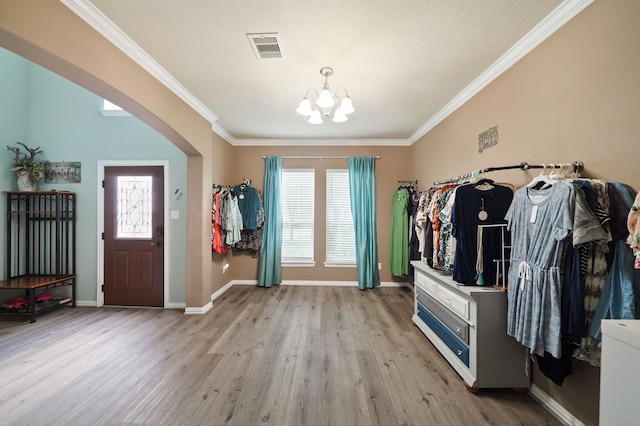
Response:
[116,175,153,239]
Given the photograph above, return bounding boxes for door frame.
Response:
[97,160,171,308]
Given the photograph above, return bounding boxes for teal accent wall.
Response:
[0,48,188,306]
[0,49,30,288]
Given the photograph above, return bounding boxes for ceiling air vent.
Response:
[247,33,284,60]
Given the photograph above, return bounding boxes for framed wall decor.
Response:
[44,161,81,183]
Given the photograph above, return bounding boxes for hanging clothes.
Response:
[627,192,640,269]
[234,189,265,253]
[234,184,262,231]
[573,180,612,365]
[429,184,456,269]
[505,182,575,358]
[212,191,229,254]
[390,187,410,276]
[415,187,439,266]
[588,182,637,341]
[224,191,243,246]
[451,181,513,286]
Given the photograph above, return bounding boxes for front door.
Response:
[104,166,164,306]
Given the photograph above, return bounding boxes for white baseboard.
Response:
[211,280,235,302]
[227,279,410,287]
[181,279,412,315]
[78,280,410,315]
[529,384,585,426]
[76,300,186,309]
[184,301,213,315]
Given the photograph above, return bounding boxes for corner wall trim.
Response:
[211,281,235,303]
[528,384,585,426]
[184,302,213,316]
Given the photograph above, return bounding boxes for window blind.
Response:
[326,169,356,264]
[281,169,315,262]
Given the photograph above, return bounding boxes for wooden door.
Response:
[104,166,164,306]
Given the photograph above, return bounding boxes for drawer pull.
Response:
[457,350,463,356]
[456,327,462,333]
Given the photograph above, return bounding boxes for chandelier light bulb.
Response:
[296,98,313,116]
[308,110,323,124]
[339,96,354,114]
[332,108,348,123]
[316,88,335,109]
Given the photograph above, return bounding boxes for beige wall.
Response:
[226,145,413,284]
[411,1,639,424]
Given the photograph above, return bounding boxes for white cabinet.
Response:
[600,320,640,425]
[411,260,529,390]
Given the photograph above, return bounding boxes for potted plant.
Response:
[6,142,45,191]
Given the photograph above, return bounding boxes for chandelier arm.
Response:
[304,89,319,100]
[334,87,350,99]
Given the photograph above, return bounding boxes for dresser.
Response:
[411,260,529,390]
[600,320,640,425]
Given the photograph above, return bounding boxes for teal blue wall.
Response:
[0,49,30,290]
[0,48,188,306]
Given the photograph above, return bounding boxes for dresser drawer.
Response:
[414,269,438,296]
[416,287,469,344]
[417,303,469,367]
[436,284,470,320]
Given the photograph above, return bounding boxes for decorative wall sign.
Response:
[44,162,81,183]
[478,125,498,153]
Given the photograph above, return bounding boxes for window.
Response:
[325,169,356,266]
[281,169,315,265]
[116,175,153,239]
[101,99,131,116]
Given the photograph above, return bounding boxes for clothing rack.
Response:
[432,161,584,185]
[212,178,253,194]
[398,180,418,186]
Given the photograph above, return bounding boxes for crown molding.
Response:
[408,0,594,144]
[63,0,592,147]
[60,0,218,125]
[230,138,411,147]
[211,122,236,144]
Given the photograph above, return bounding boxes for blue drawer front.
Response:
[417,302,469,367]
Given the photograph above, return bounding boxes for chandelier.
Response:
[296,67,355,124]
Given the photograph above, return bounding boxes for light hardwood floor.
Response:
[0,285,561,425]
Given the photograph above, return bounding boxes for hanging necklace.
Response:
[478,198,488,221]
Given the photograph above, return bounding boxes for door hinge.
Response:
[101,232,105,240]
[101,284,105,292]
[102,180,105,188]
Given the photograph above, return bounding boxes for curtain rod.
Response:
[262,156,381,159]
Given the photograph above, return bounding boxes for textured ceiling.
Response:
[64,0,586,145]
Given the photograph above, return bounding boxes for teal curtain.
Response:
[348,157,381,290]
[258,156,283,287]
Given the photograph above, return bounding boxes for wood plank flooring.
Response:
[0,285,561,425]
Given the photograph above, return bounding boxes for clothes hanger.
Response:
[527,164,556,189]
[473,171,495,191]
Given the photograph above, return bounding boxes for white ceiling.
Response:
[62,0,592,145]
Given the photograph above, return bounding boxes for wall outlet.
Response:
[170,210,180,219]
